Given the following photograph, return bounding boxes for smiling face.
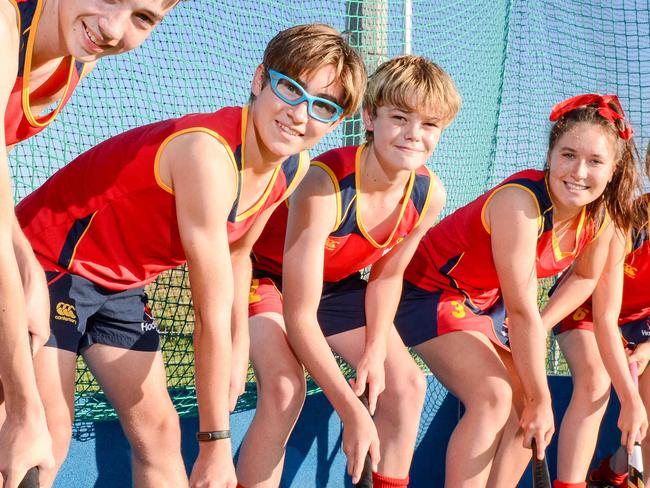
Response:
[58,0,175,62]
[249,63,344,161]
[547,122,618,215]
[363,104,443,172]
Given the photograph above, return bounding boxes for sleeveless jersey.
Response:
[17,106,307,290]
[5,0,85,145]
[404,169,604,311]
[618,196,650,323]
[252,144,434,282]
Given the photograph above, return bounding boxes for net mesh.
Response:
[9,0,649,424]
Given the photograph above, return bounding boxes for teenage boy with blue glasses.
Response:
[15,24,366,488]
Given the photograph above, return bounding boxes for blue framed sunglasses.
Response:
[267,69,344,123]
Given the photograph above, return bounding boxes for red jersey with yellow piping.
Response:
[404,169,605,311]
[619,203,650,323]
[5,0,86,145]
[556,196,650,333]
[252,144,434,282]
[17,106,307,290]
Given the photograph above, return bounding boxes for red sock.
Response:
[236,484,246,488]
[553,481,586,488]
[589,456,628,485]
[372,471,409,488]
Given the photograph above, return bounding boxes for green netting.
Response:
[8,0,650,425]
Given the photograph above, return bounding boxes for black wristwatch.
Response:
[196,430,231,442]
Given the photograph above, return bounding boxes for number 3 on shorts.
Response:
[450,300,466,319]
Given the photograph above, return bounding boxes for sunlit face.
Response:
[547,122,618,214]
[250,63,344,160]
[363,104,443,172]
[59,0,176,62]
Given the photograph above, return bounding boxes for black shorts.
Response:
[249,270,367,337]
[45,271,160,354]
[621,316,650,346]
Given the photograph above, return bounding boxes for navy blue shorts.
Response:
[45,271,160,354]
[395,280,509,350]
[249,270,367,337]
[620,316,650,346]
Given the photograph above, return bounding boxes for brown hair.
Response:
[633,144,650,232]
[363,55,461,141]
[547,102,642,231]
[256,24,366,117]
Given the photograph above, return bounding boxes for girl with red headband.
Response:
[393,94,647,486]
[551,144,650,487]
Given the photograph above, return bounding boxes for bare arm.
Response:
[359,175,446,413]
[163,132,238,488]
[0,4,54,485]
[283,167,380,483]
[227,242,252,412]
[12,217,49,354]
[540,223,613,330]
[226,158,308,410]
[486,187,554,453]
[590,228,647,451]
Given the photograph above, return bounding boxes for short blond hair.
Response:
[258,24,367,117]
[363,55,461,141]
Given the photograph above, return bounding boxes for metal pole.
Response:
[343,0,389,146]
[404,0,412,54]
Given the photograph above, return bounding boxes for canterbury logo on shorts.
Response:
[55,302,77,324]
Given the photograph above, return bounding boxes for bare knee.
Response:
[127,407,181,463]
[382,367,427,416]
[571,373,611,405]
[465,381,513,428]
[257,367,306,418]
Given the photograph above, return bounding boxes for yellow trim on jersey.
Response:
[154,127,239,197]
[446,251,465,275]
[236,106,283,221]
[20,0,79,128]
[413,167,435,229]
[626,234,634,255]
[278,150,309,202]
[481,183,543,236]
[591,209,610,242]
[67,211,97,269]
[443,252,484,314]
[79,62,93,79]
[356,144,416,248]
[310,160,342,231]
[551,206,586,261]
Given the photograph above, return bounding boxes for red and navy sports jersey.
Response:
[404,169,605,311]
[5,0,85,145]
[17,106,307,290]
[619,195,650,323]
[252,144,434,282]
